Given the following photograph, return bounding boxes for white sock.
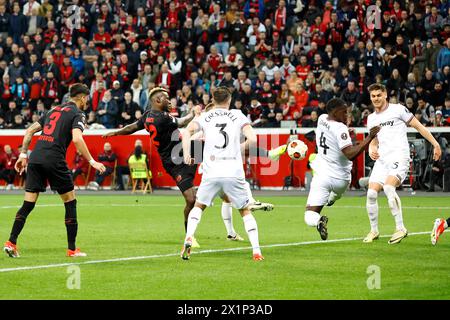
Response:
[366,189,379,233]
[304,210,320,227]
[243,214,261,255]
[383,185,406,231]
[185,207,203,241]
[244,181,256,203]
[221,202,236,237]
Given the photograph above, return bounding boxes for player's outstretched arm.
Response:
[342,126,380,161]
[102,121,140,138]
[368,136,379,160]
[73,129,106,174]
[242,124,257,154]
[408,117,442,161]
[182,121,199,165]
[15,121,42,175]
[177,105,202,128]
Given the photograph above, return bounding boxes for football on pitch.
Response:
[287,140,308,160]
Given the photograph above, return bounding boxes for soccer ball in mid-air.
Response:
[287,140,308,160]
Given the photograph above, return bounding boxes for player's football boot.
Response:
[227,233,244,241]
[252,253,264,261]
[191,237,200,248]
[249,201,274,212]
[363,231,380,243]
[431,218,446,246]
[317,215,328,240]
[268,145,287,161]
[388,229,408,244]
[67,248,87,257]
[3,241,20,258]
[181,237,192,260]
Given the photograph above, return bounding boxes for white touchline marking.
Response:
[0,230,445,273]
[1,204,450,210]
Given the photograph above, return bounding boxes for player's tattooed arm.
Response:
[409,117,442,161]
[342,126,380,161]
[15,122,42,174]
[102,121,140,137]
[21,121,42,153]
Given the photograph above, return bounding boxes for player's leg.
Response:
[219,193,243,241]
[59,190,86,257]
[4,192,39,258]
[224,178,263,260]
[431,217,449,245]
[364,160,386,243]
[4,163,46,257]
[304,175,331,240]
[182,179,219,260]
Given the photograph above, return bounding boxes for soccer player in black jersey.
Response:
[3,84,106,258]
[103,87,200,242]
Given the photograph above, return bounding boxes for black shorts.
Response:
[25,162,74,194]
[164,161,198,193]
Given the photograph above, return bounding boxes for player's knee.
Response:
[366,189,378,204]
[15,201,35,221]
[304,210,320,227]
[383,185,399,212]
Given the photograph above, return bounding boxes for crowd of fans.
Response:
[0,0,449,131]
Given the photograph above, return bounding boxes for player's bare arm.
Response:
[342,126,380,161]
[73,128,106,174]
[368,136,379,160]
[177,105,202,128]
[408,117,442,161]
[102,121,140,138]
[15,121,43,175]
[182,120,199,165]
[242,124,257,151]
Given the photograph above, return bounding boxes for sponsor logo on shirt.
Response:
[379,120,394,127]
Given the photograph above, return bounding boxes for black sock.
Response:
[65,199,78,251]
[446,218,450,229]
[184,220,188,232]
[9,201,36,244]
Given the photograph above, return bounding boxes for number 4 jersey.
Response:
[312,114,353,181]
[194,108,250,180]
[29,102,86,164]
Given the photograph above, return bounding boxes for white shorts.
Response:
[369,158,410,185]
[197,177,250,209]
[306,174,350,207]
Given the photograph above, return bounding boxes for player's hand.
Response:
[433,144,442,161]
[102,131,116,138]
[92,161,106,174]
[15,158,27,175]
[368,126,380,138]
[369,147,379,161]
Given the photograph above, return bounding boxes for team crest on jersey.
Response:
[210,155,215,161]
[341,133,348,140]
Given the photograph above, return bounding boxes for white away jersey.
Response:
[367,103,413,160]
[195,108,250,179]
[312,114,353,181]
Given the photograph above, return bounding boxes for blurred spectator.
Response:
[71,150,89,182]
[0,144,18,190]
[88,142,117,190]
[96,90,119,129]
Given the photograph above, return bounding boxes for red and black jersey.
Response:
[30,102,86,164]
[137,109,181,164]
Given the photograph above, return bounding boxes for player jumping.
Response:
[3,84,106,258]
[181,87,264,261]
[364,83,441,244]
[304,98,380,240]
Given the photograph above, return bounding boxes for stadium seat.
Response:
[129,161,152,194]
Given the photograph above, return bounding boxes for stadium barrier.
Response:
[0,128,448,189]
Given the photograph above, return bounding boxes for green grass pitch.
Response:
[0,194,449,300]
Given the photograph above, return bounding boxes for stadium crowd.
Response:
[0,0,448,131]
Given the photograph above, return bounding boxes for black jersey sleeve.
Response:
[136,112,148,130]
[72,112,86,132]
